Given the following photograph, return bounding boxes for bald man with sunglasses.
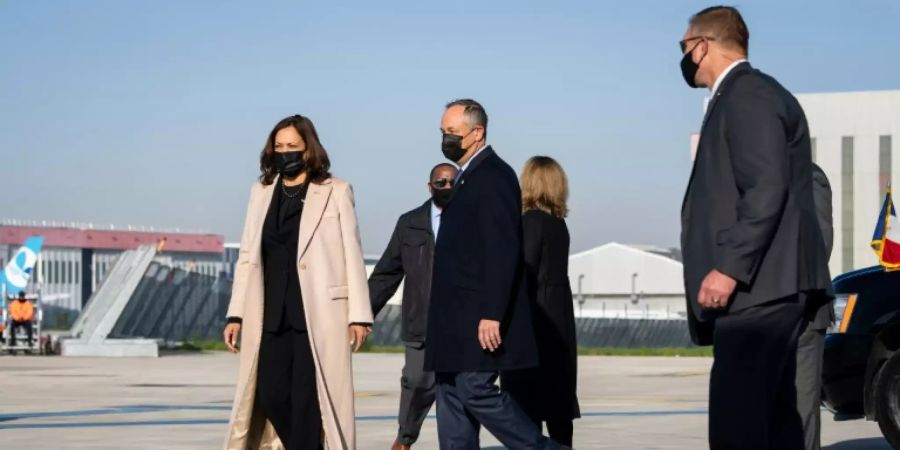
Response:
[369,163,458,450]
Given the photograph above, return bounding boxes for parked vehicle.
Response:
[822,266,900,446]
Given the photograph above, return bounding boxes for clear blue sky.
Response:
[1,1,898,254]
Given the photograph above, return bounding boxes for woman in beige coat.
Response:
[222,115,374,450]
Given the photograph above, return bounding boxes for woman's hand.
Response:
[348,324,372,352]
[224,323,241,353]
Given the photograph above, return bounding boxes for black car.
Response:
[822,265,900,446]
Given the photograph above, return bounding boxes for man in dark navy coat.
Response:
[425,99,556,449]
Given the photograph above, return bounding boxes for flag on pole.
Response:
[871,187,900,271]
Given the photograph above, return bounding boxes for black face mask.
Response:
[275,151,305,178]
[431,188,453,208]
[441,131,472,163]
[680,42,705,89]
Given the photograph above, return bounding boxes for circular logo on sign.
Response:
[5,247,37,289]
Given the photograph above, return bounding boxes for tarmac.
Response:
[0,352,890,449]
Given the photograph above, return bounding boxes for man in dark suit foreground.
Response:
[678,6,833,449]
[425,99,557,449]
[369,162,458,450]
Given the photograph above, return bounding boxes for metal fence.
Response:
[87,259,692,348]
[574,316,693,348]
[369,305,694,348]
[108,262,231,343]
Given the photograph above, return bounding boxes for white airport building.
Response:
[798,90,899,275]
[692,90,900,277]
[568,243,686,319]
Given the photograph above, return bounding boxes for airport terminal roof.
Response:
[0,223,224,253]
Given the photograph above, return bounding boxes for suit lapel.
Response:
[701,62,750,130]
[681,62,753,216]
[297,180,333,259]
[409,201,434,241]
[426,206,435,243]
[249,178,278,265]
[681,149,700,218]
[449,146,494,203]
[700,89,724,131]
[457,146,493,183]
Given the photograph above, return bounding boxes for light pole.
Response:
[577,274,585,317]
[630,272,639,305]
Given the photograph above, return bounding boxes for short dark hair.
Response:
[689,6,749,55]
[445,98,488,138]
[259,115,331,185]
[429,163,458,181]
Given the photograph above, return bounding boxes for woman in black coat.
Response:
[503,156,580,447]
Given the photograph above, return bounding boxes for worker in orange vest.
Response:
[9,292,35,348]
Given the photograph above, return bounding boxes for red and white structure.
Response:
[0,220,225,312]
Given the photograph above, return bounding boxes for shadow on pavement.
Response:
[824,437,892,450]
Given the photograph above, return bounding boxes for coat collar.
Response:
[248,179,277,264]
[682,62,753,216]
[407,200,433,234]
[701,61,752,129]
[250,175,333,263]
[442,146,495,209]
[297,179,333,259]
[454,145,494,190]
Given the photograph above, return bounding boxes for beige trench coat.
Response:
[224,176,373,450]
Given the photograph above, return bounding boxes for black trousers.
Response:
[529,418,573,448]
[709,295,807,450]
[398,342,436,445]
[10,321,33,347]
[257,328,322,450]
[795,326,825,450]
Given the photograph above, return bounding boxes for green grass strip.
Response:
[576,346,713,357]
[178,340,711,357]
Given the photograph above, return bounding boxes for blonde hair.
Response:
[521,156,569,218]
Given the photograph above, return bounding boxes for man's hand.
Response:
[349,324,372,352]
[478,319,502,352]
[698,269,737,310]
[223,323,241,353]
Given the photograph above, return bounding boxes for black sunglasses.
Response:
[679,35,715,53]
[430,178,452,189]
